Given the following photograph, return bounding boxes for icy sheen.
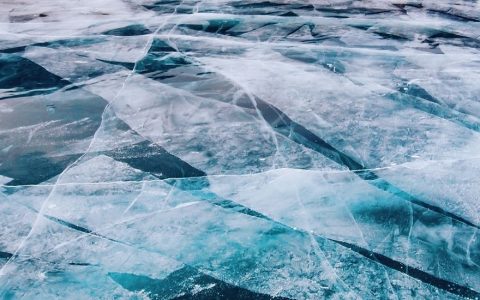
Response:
[1,0,480,299]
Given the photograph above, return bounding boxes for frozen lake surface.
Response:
[1,0,480,299]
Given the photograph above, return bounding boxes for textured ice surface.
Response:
[1,0,480,299]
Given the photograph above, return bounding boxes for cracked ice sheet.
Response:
[196,48,480,168]
[0,177,466,299]
[23,44,345,174]
[1,0,480,299]
[206,167,480,290]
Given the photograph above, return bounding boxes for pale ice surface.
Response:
[1,0,480,299]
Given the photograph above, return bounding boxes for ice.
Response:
[207,167,480,291]
[1,0,480,299]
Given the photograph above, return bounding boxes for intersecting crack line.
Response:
[190,58,480,229]
[2,153,480,189]
[292,181,361,297]
[0,0,187,279]
[13,184,480,299]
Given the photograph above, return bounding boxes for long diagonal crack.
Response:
[9,178,479,299]
[0,2,186,278]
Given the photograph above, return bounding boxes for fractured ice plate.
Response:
[1,0,480,299]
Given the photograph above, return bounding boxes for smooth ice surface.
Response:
[1,0,480,299]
